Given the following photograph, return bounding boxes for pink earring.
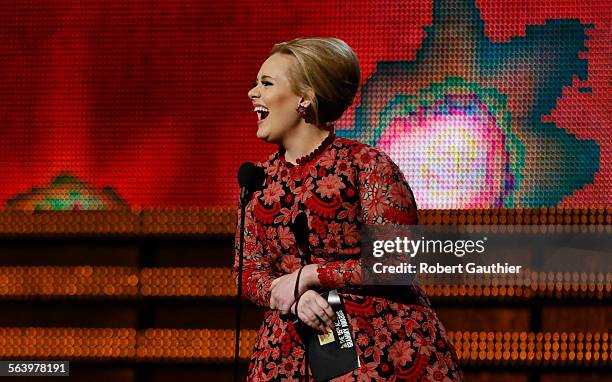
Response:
[296,104,308,119]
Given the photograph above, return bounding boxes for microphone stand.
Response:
[300,242,311,382]
[234,188,249,382]
[291,213,311,381]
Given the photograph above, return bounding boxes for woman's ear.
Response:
[299,88,316,107]
[298,99,311,108]
[297,90,317,125]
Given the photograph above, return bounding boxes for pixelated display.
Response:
[368,78,523,209]
[0,0,609,209]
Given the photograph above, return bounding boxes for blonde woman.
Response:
[235,38,463,381]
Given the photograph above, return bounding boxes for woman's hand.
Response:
[269,264,319,314]
[290,290,336,332]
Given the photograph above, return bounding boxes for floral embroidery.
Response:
[261,182,285,205]
[276,226,295,249]
[234,136,463,381]
[316,174,346,198]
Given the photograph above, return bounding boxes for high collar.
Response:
[279,130,335,167]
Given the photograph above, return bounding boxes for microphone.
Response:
[237,162,265,206]
[234,161,265,382]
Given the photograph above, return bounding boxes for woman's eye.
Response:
[251,81,272,88]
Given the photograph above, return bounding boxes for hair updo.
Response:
[271,38,361,127]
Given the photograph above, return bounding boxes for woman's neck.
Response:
[282,124,331,165]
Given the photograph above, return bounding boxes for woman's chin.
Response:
[256,125,271,141]
[257,124,279,143]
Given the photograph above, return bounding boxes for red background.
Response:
[0,0,608,207]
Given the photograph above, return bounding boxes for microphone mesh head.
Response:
[238,162,265,190]
[237,162,256,188]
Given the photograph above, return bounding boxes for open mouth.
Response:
[254,106,270,121]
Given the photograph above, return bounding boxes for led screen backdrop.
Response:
[0,0,609,209]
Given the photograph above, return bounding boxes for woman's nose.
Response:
[248,85,258,99]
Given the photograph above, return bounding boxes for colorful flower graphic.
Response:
[340,0,600,208]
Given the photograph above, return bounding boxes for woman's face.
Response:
[248,53,305,143]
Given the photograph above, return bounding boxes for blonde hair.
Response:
[271,37,361,126]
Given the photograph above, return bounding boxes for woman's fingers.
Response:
[297,291,335,332]
[303,310,325,332]
[304,305,328,331]
[269,294,277,310]
[314,297,336,328]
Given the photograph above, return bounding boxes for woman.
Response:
[235,38,463,381]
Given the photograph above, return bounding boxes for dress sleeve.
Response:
[316,147,418,289]
[233,198,275,307]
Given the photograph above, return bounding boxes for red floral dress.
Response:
[234,133,463,381]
